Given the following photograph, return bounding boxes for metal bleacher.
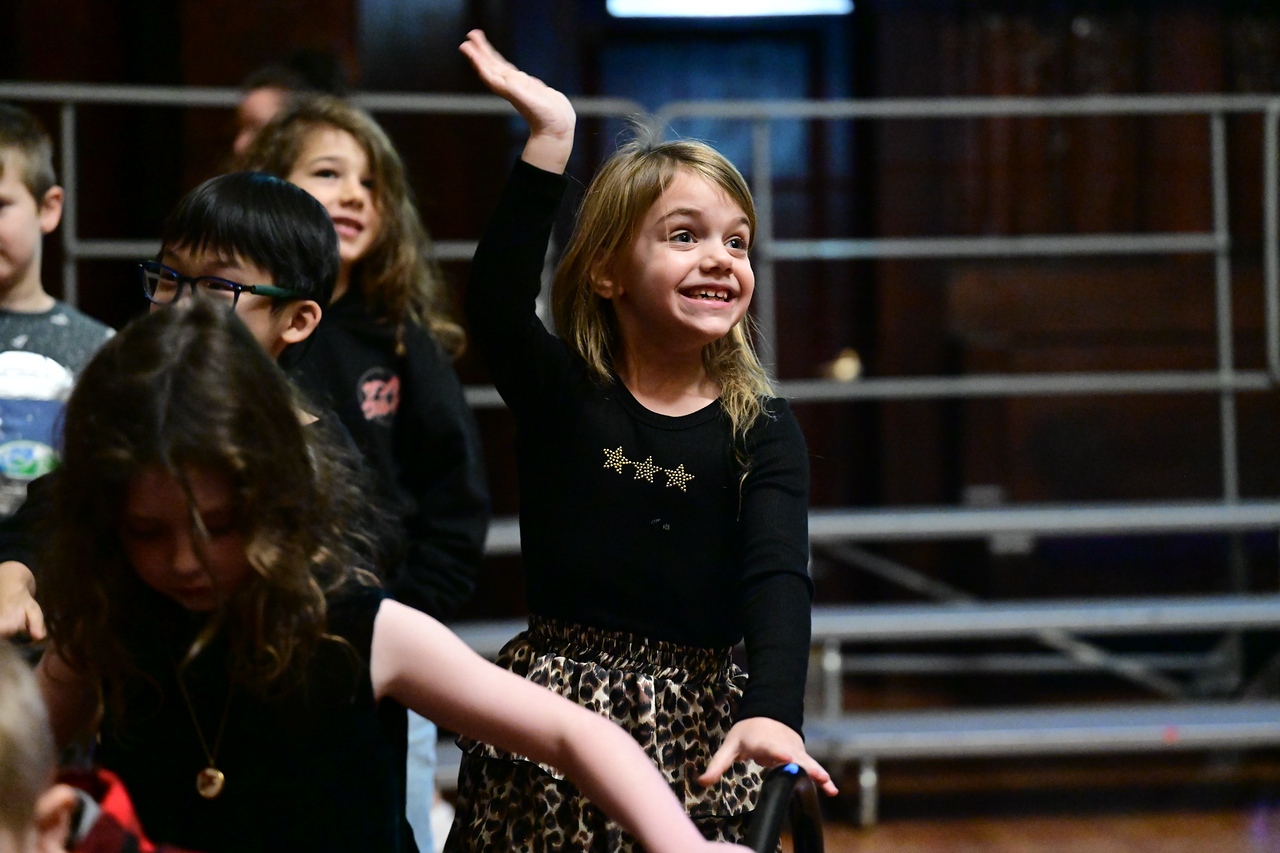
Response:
[661,92,1280,825]
[806,595,1280,824]
[3,80,1280,823]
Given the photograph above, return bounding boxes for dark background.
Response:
[3,0,1279,630]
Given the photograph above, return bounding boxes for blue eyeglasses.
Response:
[139,261,301,308]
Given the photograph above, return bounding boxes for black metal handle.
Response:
[744,763,825,853]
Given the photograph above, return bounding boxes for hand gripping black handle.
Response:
[743,763,824,853]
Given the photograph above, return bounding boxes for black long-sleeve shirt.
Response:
[466,160,813,732]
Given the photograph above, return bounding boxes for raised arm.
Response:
[459,29,575,174]
[370,600,748,853]
[460,30,581,415]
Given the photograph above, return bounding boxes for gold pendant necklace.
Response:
[174,666,233,800]
[196,766,225,799]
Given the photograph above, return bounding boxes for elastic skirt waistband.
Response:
[525,615,733,683]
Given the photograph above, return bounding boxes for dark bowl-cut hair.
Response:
[160,171,339,306]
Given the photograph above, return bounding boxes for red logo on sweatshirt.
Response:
[357,368,400,422]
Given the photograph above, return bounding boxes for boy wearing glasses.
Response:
[0,104,113,519]
[138,171,329,360]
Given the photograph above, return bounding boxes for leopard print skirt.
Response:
[443,616,767,852]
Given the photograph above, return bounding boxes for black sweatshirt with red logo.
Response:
[286,295,489,621]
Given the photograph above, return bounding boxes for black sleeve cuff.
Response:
[737,571,812,735]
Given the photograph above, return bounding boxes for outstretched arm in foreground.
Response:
[370,600,750,853]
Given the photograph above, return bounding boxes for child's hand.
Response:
[698,716,840,797]
[459,29,576,174]
[0,561,44,641]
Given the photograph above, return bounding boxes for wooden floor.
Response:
[819,809,1277,853]
[801,751,1280,852]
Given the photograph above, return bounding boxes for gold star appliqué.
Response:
[632,456,659,482]
[663,464,694,492]
[603,446,630,473]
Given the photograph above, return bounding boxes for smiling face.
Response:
[598,168,754,360]
[120,465,251,613]
[285,125,382,284]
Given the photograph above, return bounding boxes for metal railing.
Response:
[0,81,644,300]
[9,80,1280,828]
[1,81,1277,549]
[655,94,1280,513]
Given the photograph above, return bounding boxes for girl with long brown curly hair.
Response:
[33,299,752,853]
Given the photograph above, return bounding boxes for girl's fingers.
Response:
[460,28,576,153]
[0,596,43,641]
[699,721,840,796]
[696,737,740,786]
[461,30,520,92]
[795,753,840,796]
[460,30,545,98]
[24,599,46,641]
[773,745,839,796]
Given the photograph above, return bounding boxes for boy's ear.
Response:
[32,783,77,853]
[280,300,323,346]
[37,186,64,236]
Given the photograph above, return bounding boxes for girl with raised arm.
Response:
[454,30,835,851]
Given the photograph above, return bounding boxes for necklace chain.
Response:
[174,665,233,799]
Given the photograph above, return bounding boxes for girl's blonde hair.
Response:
[552,138,773,439]
[0,641,53,833]
[240,95,464,356]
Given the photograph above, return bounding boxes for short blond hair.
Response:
[552,137,773,440]
[0,642,54,833]
[0,103,57,201]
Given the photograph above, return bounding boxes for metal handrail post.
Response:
[1210,112,1240,503]
[751,119,777,367]
[1265,103,1280,383]
[858,757,878,828]
[58,103,77,307]
[822,638,843,720]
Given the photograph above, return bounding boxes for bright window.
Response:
[607,0,852,17]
